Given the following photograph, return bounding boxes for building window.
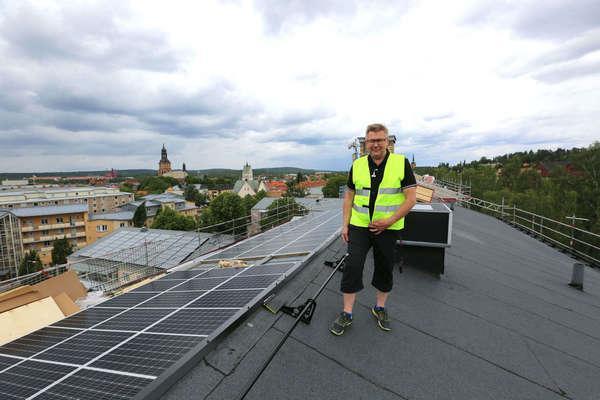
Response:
[56,217,64,223]
[120,222,126,227]
[42,230,49,235]
[41,218,48,224]
[44,241,50,246]
[96,225,108,232]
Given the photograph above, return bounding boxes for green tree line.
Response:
[417,142,600,234]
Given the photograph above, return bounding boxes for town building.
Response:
[0,186,134,214]
[158,144,172,176]
[86,211,135,244]
[158,145,188,181]
[3,204,89,266]
[0,211,23,279]
[1,179,29,186]
[232,163,268,197]
[86,194,200,244]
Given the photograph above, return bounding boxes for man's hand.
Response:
[341,225,349,242]
[368,218,393,234]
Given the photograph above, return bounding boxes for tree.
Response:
[51,237,74,266]
[285,181,307,197]
[185,174,201,185]
[184,185,199,202]
[323,175,348,198]
[138,176,179,194]
[184,185,208,206]
[151,207,197,231]
[18,250,43,276]
[260,197,307,230]
[199,192,246,236]
[133,202,147,227]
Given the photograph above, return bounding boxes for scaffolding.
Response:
[0,211,24,279]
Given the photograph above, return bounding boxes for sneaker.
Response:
[330,312,353,336]
[371,307,391,331]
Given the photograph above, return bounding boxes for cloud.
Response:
[0,1,184,71]
[0,0,599,172]
[462,0,600,40]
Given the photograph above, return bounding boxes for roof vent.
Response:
[140,226,148,232]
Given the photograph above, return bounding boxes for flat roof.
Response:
[89,211,135,221]
[1,204,89,217]
[162,206,600,400]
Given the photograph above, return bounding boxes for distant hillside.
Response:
[0,169,155,180]
[0,167,339,180]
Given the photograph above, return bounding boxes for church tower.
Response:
[242,162,253,181]
[158,144,172,176]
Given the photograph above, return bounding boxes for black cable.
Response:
[238,253,348,400]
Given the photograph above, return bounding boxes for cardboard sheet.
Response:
[0,297,65,346]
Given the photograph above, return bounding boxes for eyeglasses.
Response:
[366,138,387,144]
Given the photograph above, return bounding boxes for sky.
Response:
[0,0,599,173]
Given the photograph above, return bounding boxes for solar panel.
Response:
[52,308,124,329]
[0,328,78,358]
[0,354,21,371]
[33,330,133,365]
[95,308,174,332]
[0,207,342,399]
[138,291,207,308]
[147,308,239,336]
[168,277,228,291]
[35,369,153,400]
[186,289,263,308]
[90,333,204,376]
[0,360,76,399]
[219,274,280,289]
[96,292,157,308]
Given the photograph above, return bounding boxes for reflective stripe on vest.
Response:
[349,153,406,230]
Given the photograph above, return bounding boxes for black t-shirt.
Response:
[347,152,417,219]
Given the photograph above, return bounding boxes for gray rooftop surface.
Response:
[252,197,342,211]
[161,206,600,400]
[0,203,89,217]
[89,210,135,221]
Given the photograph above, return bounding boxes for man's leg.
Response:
[370,230,397,331]
[375,290,389,308]
[331,226,370,335]
[343,293,356,314]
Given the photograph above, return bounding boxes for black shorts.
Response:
[341,225,400,293]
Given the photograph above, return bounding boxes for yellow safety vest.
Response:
[350,153,406,230]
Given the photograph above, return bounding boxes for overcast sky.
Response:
[1,0,599,173]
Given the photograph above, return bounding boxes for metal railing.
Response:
[459,196,600,267]
[434,178,472,197]
[196,199,309,239]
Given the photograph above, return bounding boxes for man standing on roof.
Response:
[330,123,417,335]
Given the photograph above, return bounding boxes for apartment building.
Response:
[6,204,89,266]
[86,211,135,244]
[0,186,134,214]
[0,211,24,279]
[86,194,198,244]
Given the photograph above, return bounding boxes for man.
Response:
[330,123,417,335]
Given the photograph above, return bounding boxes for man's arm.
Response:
[341,188,355,242]
[369,187,416,234]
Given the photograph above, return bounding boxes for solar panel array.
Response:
[0,208,341,399]
[73,229,225,270]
